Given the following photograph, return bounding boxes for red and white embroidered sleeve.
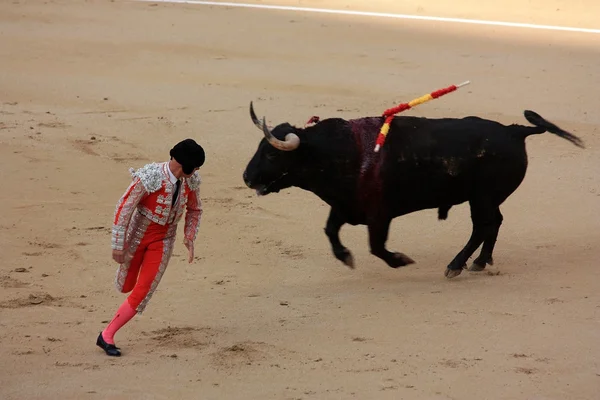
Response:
[184,184,203,243]
[111,177,147,251]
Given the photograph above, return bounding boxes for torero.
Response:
[96,139,205,357]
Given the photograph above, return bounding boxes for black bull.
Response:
[242,102,584,278]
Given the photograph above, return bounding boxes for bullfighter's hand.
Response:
[112,249,126,264]
[184,238,194,263]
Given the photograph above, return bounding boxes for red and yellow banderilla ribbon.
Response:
[373,80,471,152]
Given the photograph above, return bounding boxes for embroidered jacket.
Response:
[111,162,202,251]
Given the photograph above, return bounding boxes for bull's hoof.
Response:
[389,252,415,268]
[471,256,493,270]
[468,262,486,271]
[343,253,355,269]
[444,268,463,279]
[335,249,355,269]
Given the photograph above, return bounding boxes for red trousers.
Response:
[115,221,176,313]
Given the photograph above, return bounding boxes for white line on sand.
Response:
[135,0,600,34]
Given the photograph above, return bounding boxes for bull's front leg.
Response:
[324,208,354,268]
[367,216,415,268]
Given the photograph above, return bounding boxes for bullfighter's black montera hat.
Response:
[170,138,205,174]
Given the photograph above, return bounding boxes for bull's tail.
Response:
[521,110,585,148]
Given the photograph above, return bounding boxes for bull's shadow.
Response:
[242,102,584,278]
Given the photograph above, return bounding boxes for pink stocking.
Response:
[101,299,137,344]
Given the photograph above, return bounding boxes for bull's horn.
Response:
[262,116,300,151]
[249,101,263,131]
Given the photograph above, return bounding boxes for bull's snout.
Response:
[242,170,252,188]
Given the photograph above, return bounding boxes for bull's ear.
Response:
[262,117,300,151]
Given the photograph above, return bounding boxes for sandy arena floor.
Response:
[1,1,599,399]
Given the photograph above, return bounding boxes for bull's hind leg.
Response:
[469,208,503,271]
[324,208,354,268]
[367,216,415,268]
[445,198,496,278]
